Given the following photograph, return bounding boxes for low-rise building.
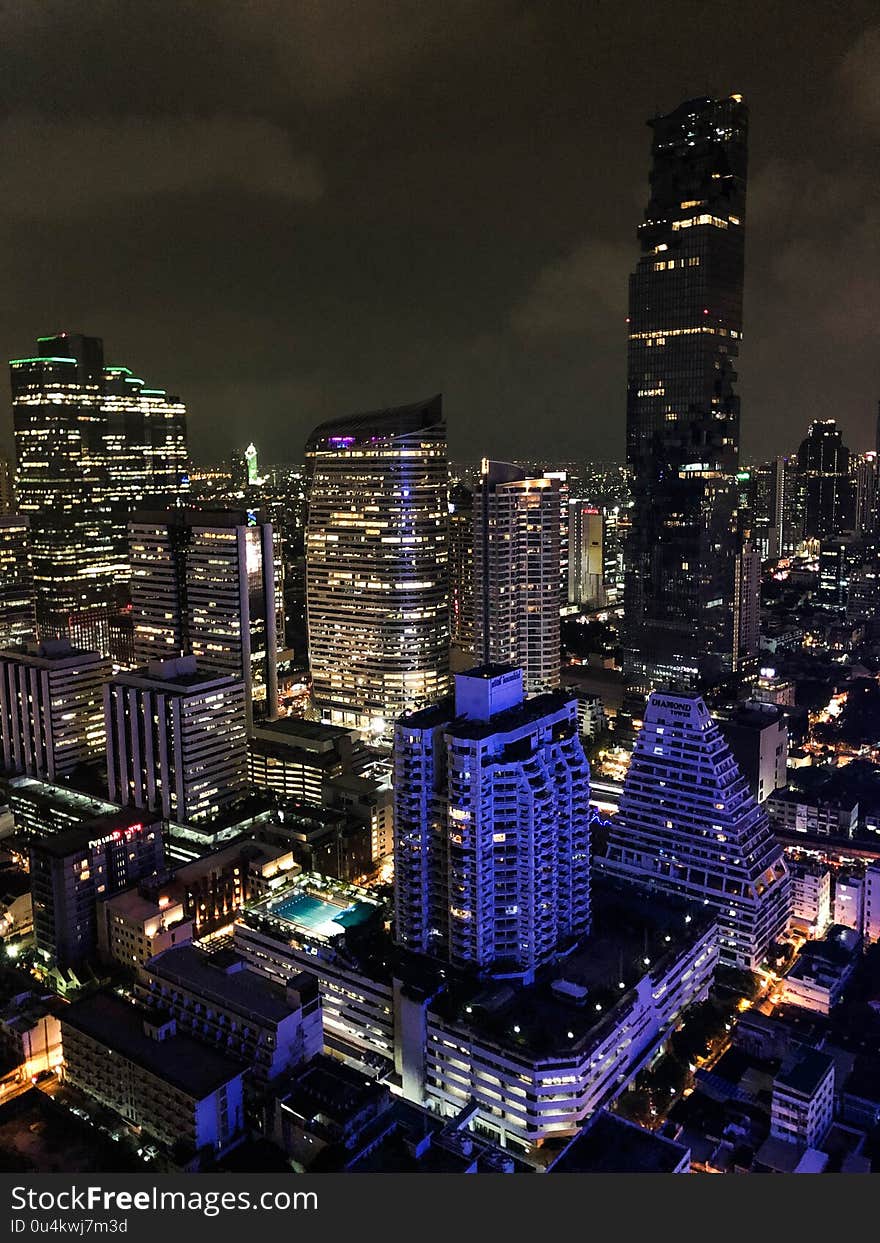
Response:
[789,861,832,939]
[770,1047,835,1150]
[97,889,192,968]
[136,943,321,1081]
[247,718,369,803]
[834,873,865,932]
[718,702,788,804]
[548,1110,690,1173]
[0,992,62,1080]
[60,992,245,1165]
[767,789,859,839]
[236,878,719,1152]
[0,868,32,940]
[780,926,861,1015]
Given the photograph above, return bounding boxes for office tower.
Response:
[624,95,748,691]
[601,506,626,604]
[773,455,804,556]
[853,452,879,538]
[448,482,475,661]
[129,508,281,725]
[30,810,163,970]
[474,461,562,693]
[102,367,189,573]
[0,454,12,513]
[568,500,605,607]
[10,334,189,647]
[599,691,790,969]
[818,541,849,607]
[797,420,855,541]
[105,655,248,824]
[0,640,109,781]
[394,665,591,979]
[744,462,775,560]
[0,516,36,646]
[733,538,760,671]
[305,396,449,734]
[11,335,118,647]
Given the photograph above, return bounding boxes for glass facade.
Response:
[624,96,748,690]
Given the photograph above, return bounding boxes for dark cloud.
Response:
[0,2,877,466]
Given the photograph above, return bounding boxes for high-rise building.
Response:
[129,508,281,725]
[305,396,449,735]
[624,95,748,691]
[853,451,879,539]
[105,655,248,824]
[448,482,475,661]
[0,516,36,646]
[0,454,13,514]
[474,461,562,693]
[797,420,855,541]
[568,501,605,607]
[734,538,760,671]
[818,541,850,607]
[10,334,189,649]
[599,691,791,969]
[30,810,164,970]
[394,665,591,979]
[0,640,109,781]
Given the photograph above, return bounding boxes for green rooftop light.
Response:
[105,366,133,376]
[9,356,77,366]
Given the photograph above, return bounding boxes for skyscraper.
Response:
[474,461,562,693]
[624,95,748,691]
[797,420,855,541]
[0,516,36,646]
[0,454,13,514]
[305,396,449,735]
[447,481,475,664]
[0,640,109,781]
[394,665,591,979]
[105,655,248,824]
[852,451,878,539]
[599,691,790,969]
[10,334,189,649]
[568,500,605,607]
[129,508,281,726]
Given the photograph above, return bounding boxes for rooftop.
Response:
[251,717,355,749]
[143,944,300,1024]
[549,1111,689,1174]
[28,811,158,859]
[775,1048,835,1099]
[60,992,244,1098]
[113,655,243,693]
[305,394,443,452]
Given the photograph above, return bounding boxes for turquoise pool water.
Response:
[271,891,375,935]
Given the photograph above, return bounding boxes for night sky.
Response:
[0,1,877,465]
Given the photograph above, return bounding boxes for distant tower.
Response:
[474,460,562,693]
[624,95,748,692]
[448,482,475,662]
[305,396,449,735]
[0,516,36,646]
[797,420,855,540]
[394,666,591,979]
[599,691,791,969]
[245,443,259,486]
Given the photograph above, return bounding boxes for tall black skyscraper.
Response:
[624,95,748,692]
[797,419,855,541]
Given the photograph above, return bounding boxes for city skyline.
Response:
[0,4,878,469]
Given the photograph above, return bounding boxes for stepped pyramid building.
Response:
[599,691,790,969]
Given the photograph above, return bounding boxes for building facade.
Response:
[0,640,109,781]
[624,95,748,691]
[448,481,475,661]
[305,396,449,735]
[797,420,855,541]
[599,691,791,968]
[0,516,35,647]
[474,462,562,693]
[105,655,248,824]
[129,508,281,726]
[568,501,605,607]
[394,666,591,978]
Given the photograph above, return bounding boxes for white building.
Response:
[474,462,562,693]
[136,943,321,1081]
[129,509,282,727]
[599,691,791,969]
[865,863,880,943]
[789,861,832,939]
[60,992,245,1162]
[235,877,718,1152]
[97,889,192,968]
[771,1048,835,1150]
[834,873,865,931]
[105,654,248,824]
[780,926,860,1015]
[0,640,109,781]
[394,666,591,979]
